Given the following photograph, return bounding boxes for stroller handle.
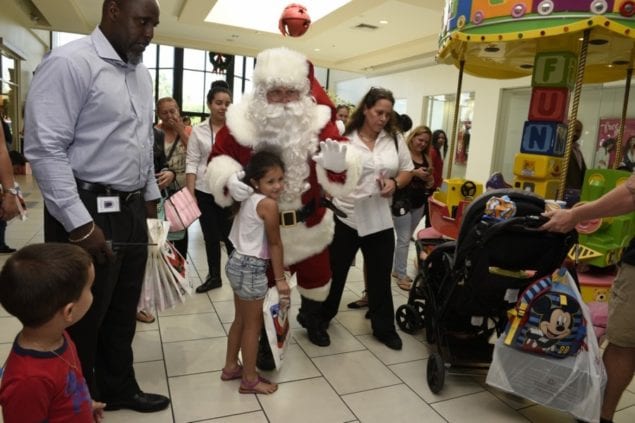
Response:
[479,215,548,244]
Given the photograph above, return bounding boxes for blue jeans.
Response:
[225,251,268,300]
[392,205,425,279]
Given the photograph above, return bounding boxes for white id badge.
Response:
[97,196,121,213]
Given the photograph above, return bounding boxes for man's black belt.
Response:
[279,201,315,227]
[76,179,142,202]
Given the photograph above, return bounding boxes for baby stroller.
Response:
[402,189,577,393]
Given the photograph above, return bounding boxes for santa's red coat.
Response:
[206,99,359,301]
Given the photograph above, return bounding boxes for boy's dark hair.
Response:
[243,148,285,184]
[0,243,93,328]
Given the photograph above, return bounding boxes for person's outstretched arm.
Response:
[542,175,635,233]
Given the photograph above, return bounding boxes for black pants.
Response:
[322,217,397,336]
[44,189,148,400]
[171,227,189,259]
[195,190,234,279]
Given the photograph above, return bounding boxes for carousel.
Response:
[431,0,635,275]
[399,1,635,415]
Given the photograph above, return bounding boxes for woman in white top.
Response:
[320,87,414,350]
[185,81,234,292]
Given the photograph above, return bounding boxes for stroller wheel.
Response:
[427,352,445,394]
[414,300,426,322]
[395,304,422,334]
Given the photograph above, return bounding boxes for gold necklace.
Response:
[47,346,79,371]
[359,131,377,144]
[0,336,79,378]
[27,335,79,370]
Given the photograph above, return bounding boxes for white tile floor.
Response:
[2,174,635,422]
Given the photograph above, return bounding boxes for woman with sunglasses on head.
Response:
[319,87,413,350]
[392,125,435,291]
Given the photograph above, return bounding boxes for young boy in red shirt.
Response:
[0,243,105,422]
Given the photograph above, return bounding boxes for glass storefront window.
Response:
[143,44,157,68]
[184,48,206,71]
[182,70,206,114]
[157,69,173,99]
[423,92,475,179]
[158,45,174,68]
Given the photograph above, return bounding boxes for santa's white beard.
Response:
[247,95,319,207]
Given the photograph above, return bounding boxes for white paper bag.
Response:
[262,274,297,370]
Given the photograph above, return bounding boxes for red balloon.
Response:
[279,3,311,37]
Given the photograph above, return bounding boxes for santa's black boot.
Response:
[297,297,330,347]
[256,327,275,371]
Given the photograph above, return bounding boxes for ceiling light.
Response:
[379,20,388,24]
[206,0,352,34]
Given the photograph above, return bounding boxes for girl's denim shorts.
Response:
[225,251,269,300]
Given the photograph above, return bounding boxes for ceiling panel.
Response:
[11,0,445,76]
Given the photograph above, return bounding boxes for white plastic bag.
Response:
[262,274,296,370]
[138,219,192,313]
[486,270,606,422]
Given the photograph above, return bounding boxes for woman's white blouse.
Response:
[185,118,214,193]
[333,129,414,231]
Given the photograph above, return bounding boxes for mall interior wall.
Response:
[332,64,532,184]
[0,4,49,104]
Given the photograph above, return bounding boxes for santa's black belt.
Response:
[279,201,315,227]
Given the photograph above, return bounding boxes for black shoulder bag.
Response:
[390,133,411,217]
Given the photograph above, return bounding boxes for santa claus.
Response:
[207,47,359,352]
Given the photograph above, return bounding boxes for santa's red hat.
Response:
[253,47,336,119]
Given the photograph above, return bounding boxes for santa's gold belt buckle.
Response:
[279,210,297,227]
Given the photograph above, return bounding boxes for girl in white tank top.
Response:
[222,150,291,395]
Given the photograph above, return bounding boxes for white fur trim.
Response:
[205,155,243,207]
[281,209,334,265]
[298,280,331,302]
[312,104,331,133]
[336,120,345,135]
[225,94,329,150]
[253,47,310,93]
[225,96,259,148]
[315,148,362,199]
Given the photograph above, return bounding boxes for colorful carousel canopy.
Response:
[437,0,635,83]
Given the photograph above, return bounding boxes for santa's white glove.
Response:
[227,170,253,202]
[313,139,347,173]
